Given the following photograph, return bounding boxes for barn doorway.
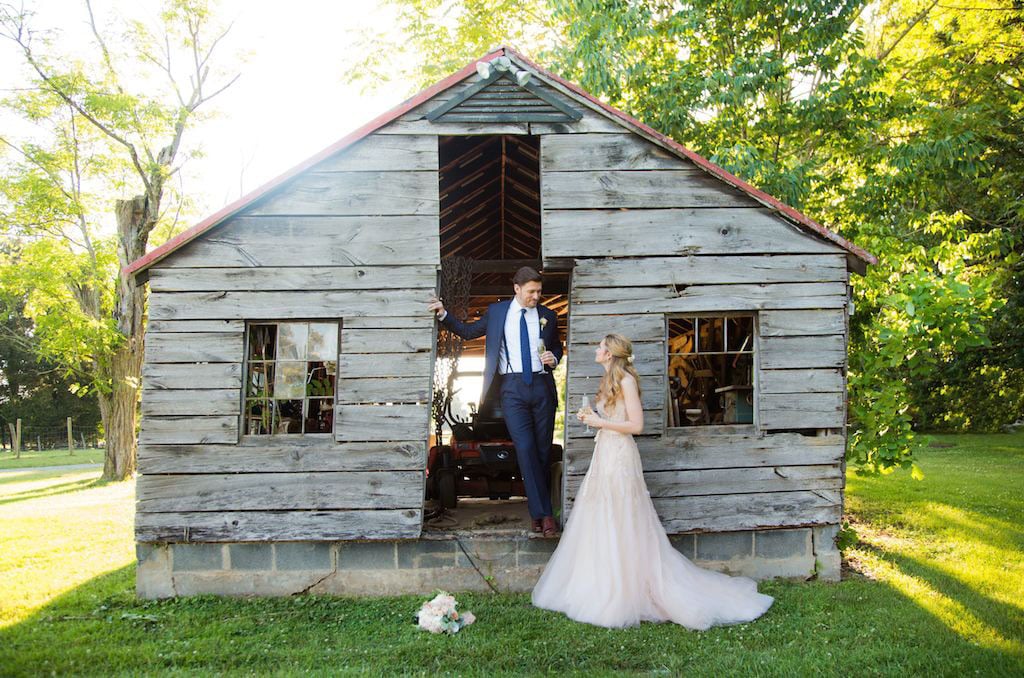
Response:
[425,134,569,534]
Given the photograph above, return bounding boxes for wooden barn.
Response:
[127,46,876,598]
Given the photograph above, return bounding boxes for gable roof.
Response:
[125,45,877,277]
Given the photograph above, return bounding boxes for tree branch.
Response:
[0,135,79,211]
[0,8,152,193]
[876,0,941,63]
[84,0,157,169]
[66,105,98,267]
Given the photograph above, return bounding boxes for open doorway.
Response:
[425,134,568,534]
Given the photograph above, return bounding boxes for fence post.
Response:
[80,432,87,449]
[67,417,75,456]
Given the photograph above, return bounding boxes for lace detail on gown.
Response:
[531,398,774,630]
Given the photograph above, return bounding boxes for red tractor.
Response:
[426,399,562,512]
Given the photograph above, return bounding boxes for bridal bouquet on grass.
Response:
[415,592,476,634]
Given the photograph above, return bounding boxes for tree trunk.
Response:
[97,195,151,482]
[98,340,143,480]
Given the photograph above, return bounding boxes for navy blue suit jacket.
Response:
[440,300,563,407]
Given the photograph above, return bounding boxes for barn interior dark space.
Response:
[437,134,568,357]
[428,134,568,531]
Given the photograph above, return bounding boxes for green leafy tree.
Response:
[0,0,239,480]
[852,0,1024,434]
[0,256,103,451]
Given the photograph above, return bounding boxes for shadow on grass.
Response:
[0,564,477,675]
[857,538,1024,652]
[918,502,1024,550]
[0,477,110,506]
[0,466,100,485]
[848,467,1024,531]
[0,565,138,675]
[0,456,104,472]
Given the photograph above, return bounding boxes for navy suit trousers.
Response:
[500,372,556,519]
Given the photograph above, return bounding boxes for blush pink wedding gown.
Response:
[531,399,775,630]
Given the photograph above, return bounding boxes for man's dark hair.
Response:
[513,266,542,286]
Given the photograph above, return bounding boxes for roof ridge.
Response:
[125,46,875,277]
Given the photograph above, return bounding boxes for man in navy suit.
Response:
[428,267,563,536]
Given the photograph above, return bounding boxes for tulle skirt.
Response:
[531,428,774,630]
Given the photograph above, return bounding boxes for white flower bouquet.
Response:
[414,591,476,635]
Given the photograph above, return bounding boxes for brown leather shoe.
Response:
[531,518,543,533]
[541,516,558,537]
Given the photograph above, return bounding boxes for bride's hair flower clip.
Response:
[626,354,635,364]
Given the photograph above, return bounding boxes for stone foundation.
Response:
[136,525,841,598]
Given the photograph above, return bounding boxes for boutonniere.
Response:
[539,317,548,332]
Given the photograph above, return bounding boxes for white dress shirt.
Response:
[499,298,543,374]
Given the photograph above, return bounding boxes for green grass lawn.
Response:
[1,434,1022,676]
[0,448,105,470]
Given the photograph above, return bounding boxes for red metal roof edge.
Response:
[126,44,876,276]
[503,46,877,266]
[125,48,507,276]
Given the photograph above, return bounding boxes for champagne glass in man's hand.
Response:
[537,339,554,368]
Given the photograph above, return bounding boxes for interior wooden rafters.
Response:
[438,135,567,357]
[439,135,542,262]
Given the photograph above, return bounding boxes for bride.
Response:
[531,333,774,630]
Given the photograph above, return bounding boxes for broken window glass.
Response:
[243,321,340,435]
[667,314,755,428]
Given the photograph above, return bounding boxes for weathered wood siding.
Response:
[137,134,439,543]
[136,51,857,545]
[548,131,851,534]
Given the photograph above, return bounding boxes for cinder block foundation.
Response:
[136,525,841,599]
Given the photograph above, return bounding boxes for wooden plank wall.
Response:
[136,134,440,543]
[546,131,851,533]
[136,53,853,542]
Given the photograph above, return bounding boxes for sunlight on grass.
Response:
[849,546,1023,659]
[0,469,135,628]
[843,433,1024,663]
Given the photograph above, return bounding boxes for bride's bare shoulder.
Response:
[620,373,639,391]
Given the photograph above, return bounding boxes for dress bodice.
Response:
[597,397,625,420]
[596,398,630,439]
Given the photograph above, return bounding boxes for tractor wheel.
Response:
[438,470,457,509]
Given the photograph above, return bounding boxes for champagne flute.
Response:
[537,339,546,367]
[580,394,592,434]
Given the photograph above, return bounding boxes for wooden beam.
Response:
[466,259,542,273]
[470,282,568,296]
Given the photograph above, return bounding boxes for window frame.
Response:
[664,312,759,435]
[240,319,342,439]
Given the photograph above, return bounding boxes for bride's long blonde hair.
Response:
[597,333,641,407]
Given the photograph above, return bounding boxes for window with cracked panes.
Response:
[244,321,338,435]
[667,315,755,427]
